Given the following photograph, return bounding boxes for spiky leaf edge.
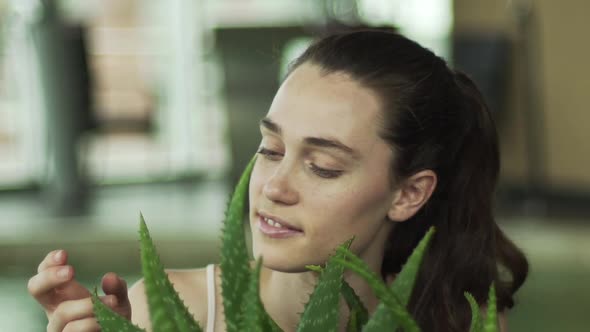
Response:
[361,226,435,332]
[239,258,283,332]
[139,214,202,332]
[220,155,257,332]
[341,280,369,331]
[483,283,498,332]
[464,292,484,332]
[333,255,420,332]
[296,239,353,332]
[92,287,145,332]
[305,264,369,331]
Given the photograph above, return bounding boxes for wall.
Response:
[454,0,590,192]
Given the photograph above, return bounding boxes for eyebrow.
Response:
[259,117,361,159]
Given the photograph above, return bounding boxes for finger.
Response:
[28,265,73,301]
[102,273,131,319]
[37,250,67,273]
[62,317,101,332]
[28,266,90,309]
[47,296,115,332]
[102,273,128,303]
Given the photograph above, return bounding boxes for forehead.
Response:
[267,64,384,149]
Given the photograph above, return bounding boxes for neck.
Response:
[257,220,395,331]
[259,258,386,332]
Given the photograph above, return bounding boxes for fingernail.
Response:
[57,266,70,279]
[54,250,63,263]
[109,296,118,307]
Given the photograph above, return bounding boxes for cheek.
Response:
[308,178,391,232]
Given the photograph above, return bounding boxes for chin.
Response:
[251,242,312,273]
[261,260,308,273]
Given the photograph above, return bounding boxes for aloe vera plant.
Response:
[220,155,258,332]
[93,155,500,331]
[296,239,353,332]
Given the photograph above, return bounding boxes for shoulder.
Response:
[128,266,212,331]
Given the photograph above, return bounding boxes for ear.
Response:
[387,170,437,222]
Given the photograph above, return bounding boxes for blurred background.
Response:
[0,0,588,330]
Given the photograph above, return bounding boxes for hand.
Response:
[28,250,132,331]
[44,273,131,332]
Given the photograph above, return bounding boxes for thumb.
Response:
[101,272,131,318]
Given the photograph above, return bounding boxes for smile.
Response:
[256,214,303,238]
[262,216,286,228]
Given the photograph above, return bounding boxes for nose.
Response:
[262,164,299,205]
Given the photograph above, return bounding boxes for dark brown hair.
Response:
[289,30,528,331]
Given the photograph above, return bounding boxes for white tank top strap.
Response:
[205,263,216,332]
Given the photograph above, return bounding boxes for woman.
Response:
[28,30,528,332]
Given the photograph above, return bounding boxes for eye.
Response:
[309,163,343,179]
[257,147,282,161]
[257,147,343,179]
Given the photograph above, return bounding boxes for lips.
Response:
[256,213,303,239]
[256,211,303,232]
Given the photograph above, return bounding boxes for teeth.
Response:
[264,217,283,228]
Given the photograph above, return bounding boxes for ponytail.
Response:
[381,69,529,331]
[452,70,529,309]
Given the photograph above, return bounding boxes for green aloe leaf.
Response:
[362,226,435,332]
[483,283,498,332]
[239,258,265,332]
[239,258,283,332]
[333,253,420,332]
[346,308,360,332]
[390,227,435,303]
[220,155,257,332]
[296,239,353,332]
[304,264,323,273]
[139,214,202,332]
[464,292,484,332]
[341,280,369,331]
[92,287,145,332]
[306,264,368,331]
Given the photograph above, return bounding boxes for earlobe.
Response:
[386,170,437,222]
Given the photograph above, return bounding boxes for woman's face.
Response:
[249,63,397,272]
